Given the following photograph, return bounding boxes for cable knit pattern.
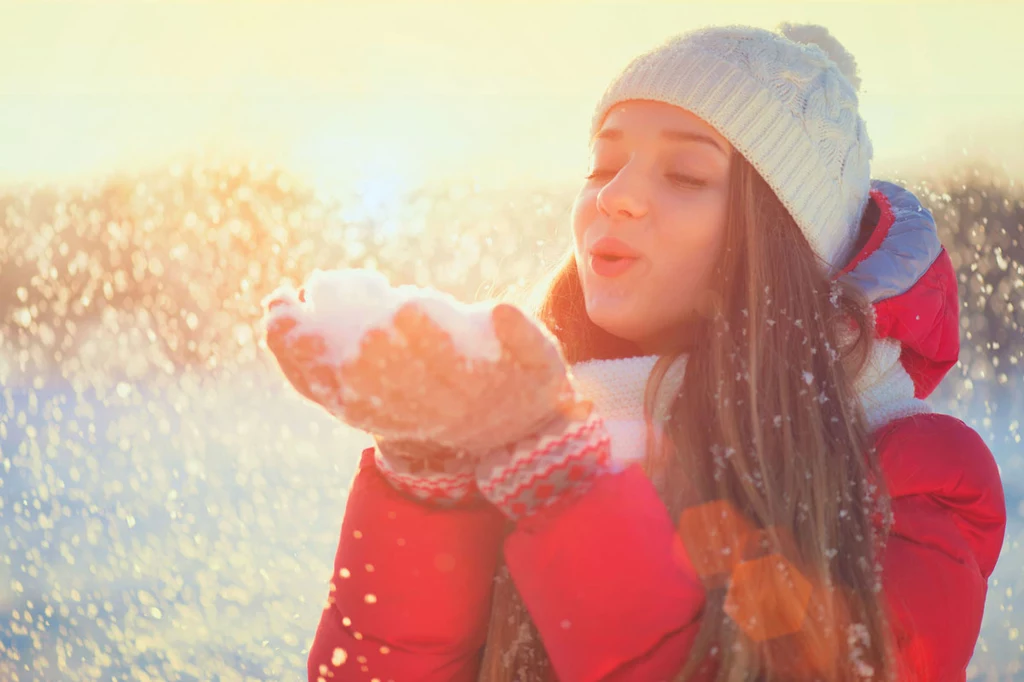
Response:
[589,24,873,272]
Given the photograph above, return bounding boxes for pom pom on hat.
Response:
[777,22,861,92]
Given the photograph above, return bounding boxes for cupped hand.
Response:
[262,284,579,453]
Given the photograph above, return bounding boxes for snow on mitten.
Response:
[261,269,586,504]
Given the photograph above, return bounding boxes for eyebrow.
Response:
[595,127,728,156]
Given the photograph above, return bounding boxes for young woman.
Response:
[265,23,1006,681]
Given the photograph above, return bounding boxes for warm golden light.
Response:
[2,1,1022,193]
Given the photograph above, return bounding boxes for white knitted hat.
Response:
[590,23,873,272]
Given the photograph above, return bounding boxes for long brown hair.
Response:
[478,152,895,681]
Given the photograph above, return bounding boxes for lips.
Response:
[590,237,641,260]
[588,237,641,278]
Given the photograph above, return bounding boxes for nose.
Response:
[596,167,647,220]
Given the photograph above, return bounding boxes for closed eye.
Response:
[667,173,708,188]
[584,169,615,182]
[585,169,708,188]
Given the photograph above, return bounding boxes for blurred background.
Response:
[0,1,1021,680]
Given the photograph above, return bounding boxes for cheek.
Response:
[570,190,595,253]
[661,192,728,276]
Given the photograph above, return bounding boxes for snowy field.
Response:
[0,363,369,681]
[0,360,1019,681]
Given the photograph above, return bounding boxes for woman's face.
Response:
[571,100,733,354]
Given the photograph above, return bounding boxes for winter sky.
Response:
[2,1,1022,199]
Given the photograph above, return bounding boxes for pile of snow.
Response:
[260,268,503,365]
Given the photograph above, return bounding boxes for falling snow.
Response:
[0,161,1020,680]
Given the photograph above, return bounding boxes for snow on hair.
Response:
[777,22,862,92]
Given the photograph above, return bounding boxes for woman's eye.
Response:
[667,173,708,188]
[584,169,616,181]
[584,169,707,187]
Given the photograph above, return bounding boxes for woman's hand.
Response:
[262,283,579,454]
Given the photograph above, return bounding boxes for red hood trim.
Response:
[839,188,895,277]
[835,182,960,399]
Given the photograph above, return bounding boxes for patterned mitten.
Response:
[372,437,480,507]
[262,270,593,511]
[475,401,614,520]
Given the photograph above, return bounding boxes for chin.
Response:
[584,300,648,345]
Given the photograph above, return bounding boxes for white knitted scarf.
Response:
[567,338,931,468]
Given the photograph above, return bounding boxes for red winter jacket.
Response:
[306,181,1006,682]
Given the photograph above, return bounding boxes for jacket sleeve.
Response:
[504,463,708,682]
[875,413,1006,682]
[307,448,506,682]
[502,412,1007,682]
